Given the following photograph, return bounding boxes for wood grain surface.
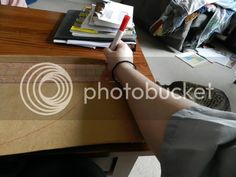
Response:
[0,5,154,80]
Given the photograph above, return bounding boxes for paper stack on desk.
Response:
[53,0,136,49]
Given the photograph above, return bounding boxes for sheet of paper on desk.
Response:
[176,52,207,67]
[196,48,232,67]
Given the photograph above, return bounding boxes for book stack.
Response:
[53,0,136,50]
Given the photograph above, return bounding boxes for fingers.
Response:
[104,47,113,57]
[104,41,127,54]
[103,40,133,71]
[104,47,111,54]
[116,41,127,51]
[104,42,132,59]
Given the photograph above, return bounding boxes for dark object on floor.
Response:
[161,81,231,111]
[225,27,236,52]
[0,155,106,177]
[225,13,236,52]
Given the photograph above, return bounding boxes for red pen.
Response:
[109,15,131,50]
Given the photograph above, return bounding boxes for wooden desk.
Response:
[0,5,154,81]
[0,5,154,176]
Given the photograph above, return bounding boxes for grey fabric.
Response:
[160,106,236,177]
[175,0,236,13]
[196,7,235,47]
[164,15,195,51]
[191,14,208,28]
[122,0,171,29]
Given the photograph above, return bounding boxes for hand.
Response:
[104,41,134,71]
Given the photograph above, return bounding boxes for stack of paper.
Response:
[53,0,136,49]
[91,0,134,29]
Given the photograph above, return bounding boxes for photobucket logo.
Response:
[20,63,73,116]
[84,82,214,104]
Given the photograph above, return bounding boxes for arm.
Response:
[104,41,198,154]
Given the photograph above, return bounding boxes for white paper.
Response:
[176,52,208,67]
[197,48,230,66]
[94,0,134,28]
[82,6,117,33]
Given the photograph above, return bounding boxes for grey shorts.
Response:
[160,106,236,177]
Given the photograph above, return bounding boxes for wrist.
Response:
[114,62,134,75]
[112,61,136,86]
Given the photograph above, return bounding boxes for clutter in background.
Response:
[175,45,236,68]
[150,0,236,51]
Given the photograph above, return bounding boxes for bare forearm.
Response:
[115,63,198,153]
[104,41,197,153]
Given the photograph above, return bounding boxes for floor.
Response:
[30,0,161,177]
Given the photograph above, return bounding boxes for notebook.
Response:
[53,10,136,49]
